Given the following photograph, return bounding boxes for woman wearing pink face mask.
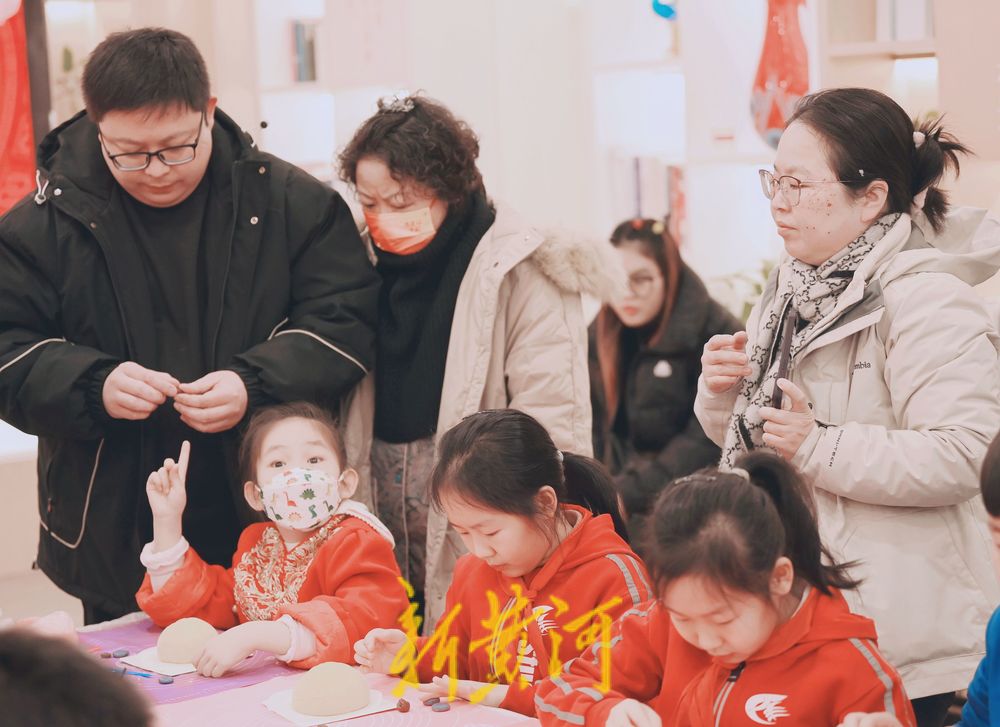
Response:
[338,94,620,630]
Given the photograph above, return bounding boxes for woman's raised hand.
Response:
[701,332,751,394]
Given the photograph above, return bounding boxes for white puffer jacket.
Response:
[341,201,624,631]
[696,208,1000,698]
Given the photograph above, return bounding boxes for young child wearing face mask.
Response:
[135,402,408,677]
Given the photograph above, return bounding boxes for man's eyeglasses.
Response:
[100,112,206,172]
[758,169,856,207]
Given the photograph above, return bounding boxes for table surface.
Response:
[79,614,540,727]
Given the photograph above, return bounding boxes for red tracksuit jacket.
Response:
[675,588,915,726]
[535,588,914,727]
[414,505,652,715]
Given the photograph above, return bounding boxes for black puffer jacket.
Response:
[0,109,379,614]
[590,264,740,523]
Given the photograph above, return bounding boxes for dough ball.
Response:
[157,617,217,664]
[292,662,370,716]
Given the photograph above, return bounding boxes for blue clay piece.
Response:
[111,649,129,658]
[158,676,174,685]
[431,702,450,712]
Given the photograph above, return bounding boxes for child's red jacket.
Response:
[136,513,409,669]
[675,588,915,726]
[414,505,652,715]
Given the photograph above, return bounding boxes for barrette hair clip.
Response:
[651,221,665,235]
[378,96,415,114]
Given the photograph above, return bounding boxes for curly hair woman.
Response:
[339,94,620,629]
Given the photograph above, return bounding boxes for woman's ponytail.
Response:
[912,117,970,232]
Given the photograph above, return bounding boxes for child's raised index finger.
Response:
[177,440,191,482]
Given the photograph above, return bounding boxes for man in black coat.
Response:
[0,28,379,623]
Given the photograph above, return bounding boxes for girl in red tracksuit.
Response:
[535,451,916,727]
[353,409,652,716]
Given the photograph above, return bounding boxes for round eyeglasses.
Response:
[758,169,856,207]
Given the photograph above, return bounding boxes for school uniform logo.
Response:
[534,606,557,635]
[745,694,789,724]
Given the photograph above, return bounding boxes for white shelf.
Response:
[827,39,936,59]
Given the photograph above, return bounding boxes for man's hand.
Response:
[102,362,179,420]
[174,371,248,434]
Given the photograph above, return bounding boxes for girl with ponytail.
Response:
[353,409,650,716]
[535,453,915,727]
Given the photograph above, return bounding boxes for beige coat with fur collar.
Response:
[695,208,1000,698]
[341,201,623,629]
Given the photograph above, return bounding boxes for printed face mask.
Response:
[257,468,342,531]
[364,206,437,254]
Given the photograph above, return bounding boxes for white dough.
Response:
[156,617,217,664]
[292,662,370,716]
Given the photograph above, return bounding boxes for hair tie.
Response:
[913,131,926,149]
[729,467,751,482]
[651,221,665,235]
[630,218,644,231]
[555,450,564,463]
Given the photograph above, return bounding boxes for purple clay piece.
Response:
[423,696,440,706]
[111,649,129,658]
[158,676,174,685]
[396,698,410,712]
[431,702,451,712]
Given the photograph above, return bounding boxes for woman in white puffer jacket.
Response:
[695,87,1000,727]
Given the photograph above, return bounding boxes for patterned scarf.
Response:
[720,213,901,468]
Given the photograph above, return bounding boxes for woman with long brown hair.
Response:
[590,218,739,542]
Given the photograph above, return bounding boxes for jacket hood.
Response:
[739,588,877,666]
[500,505,634,599]
[34,108,257,206]
[530,226,627,302]
[868,206,1000,288]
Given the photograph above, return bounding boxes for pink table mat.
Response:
[79,616,540,726]
[78,616,297,705]
[155,673,540,727]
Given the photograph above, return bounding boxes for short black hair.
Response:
[0,628,153,726]
[82,27,210,121]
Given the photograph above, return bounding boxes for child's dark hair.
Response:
[338,93,483,205]
[787,88,969,233]
[645,451,859,598]
[238,401,346,482]
[82,28,210,122]
[430,409,629,542]
[981,432,1000,516]
[0,629,153,726]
